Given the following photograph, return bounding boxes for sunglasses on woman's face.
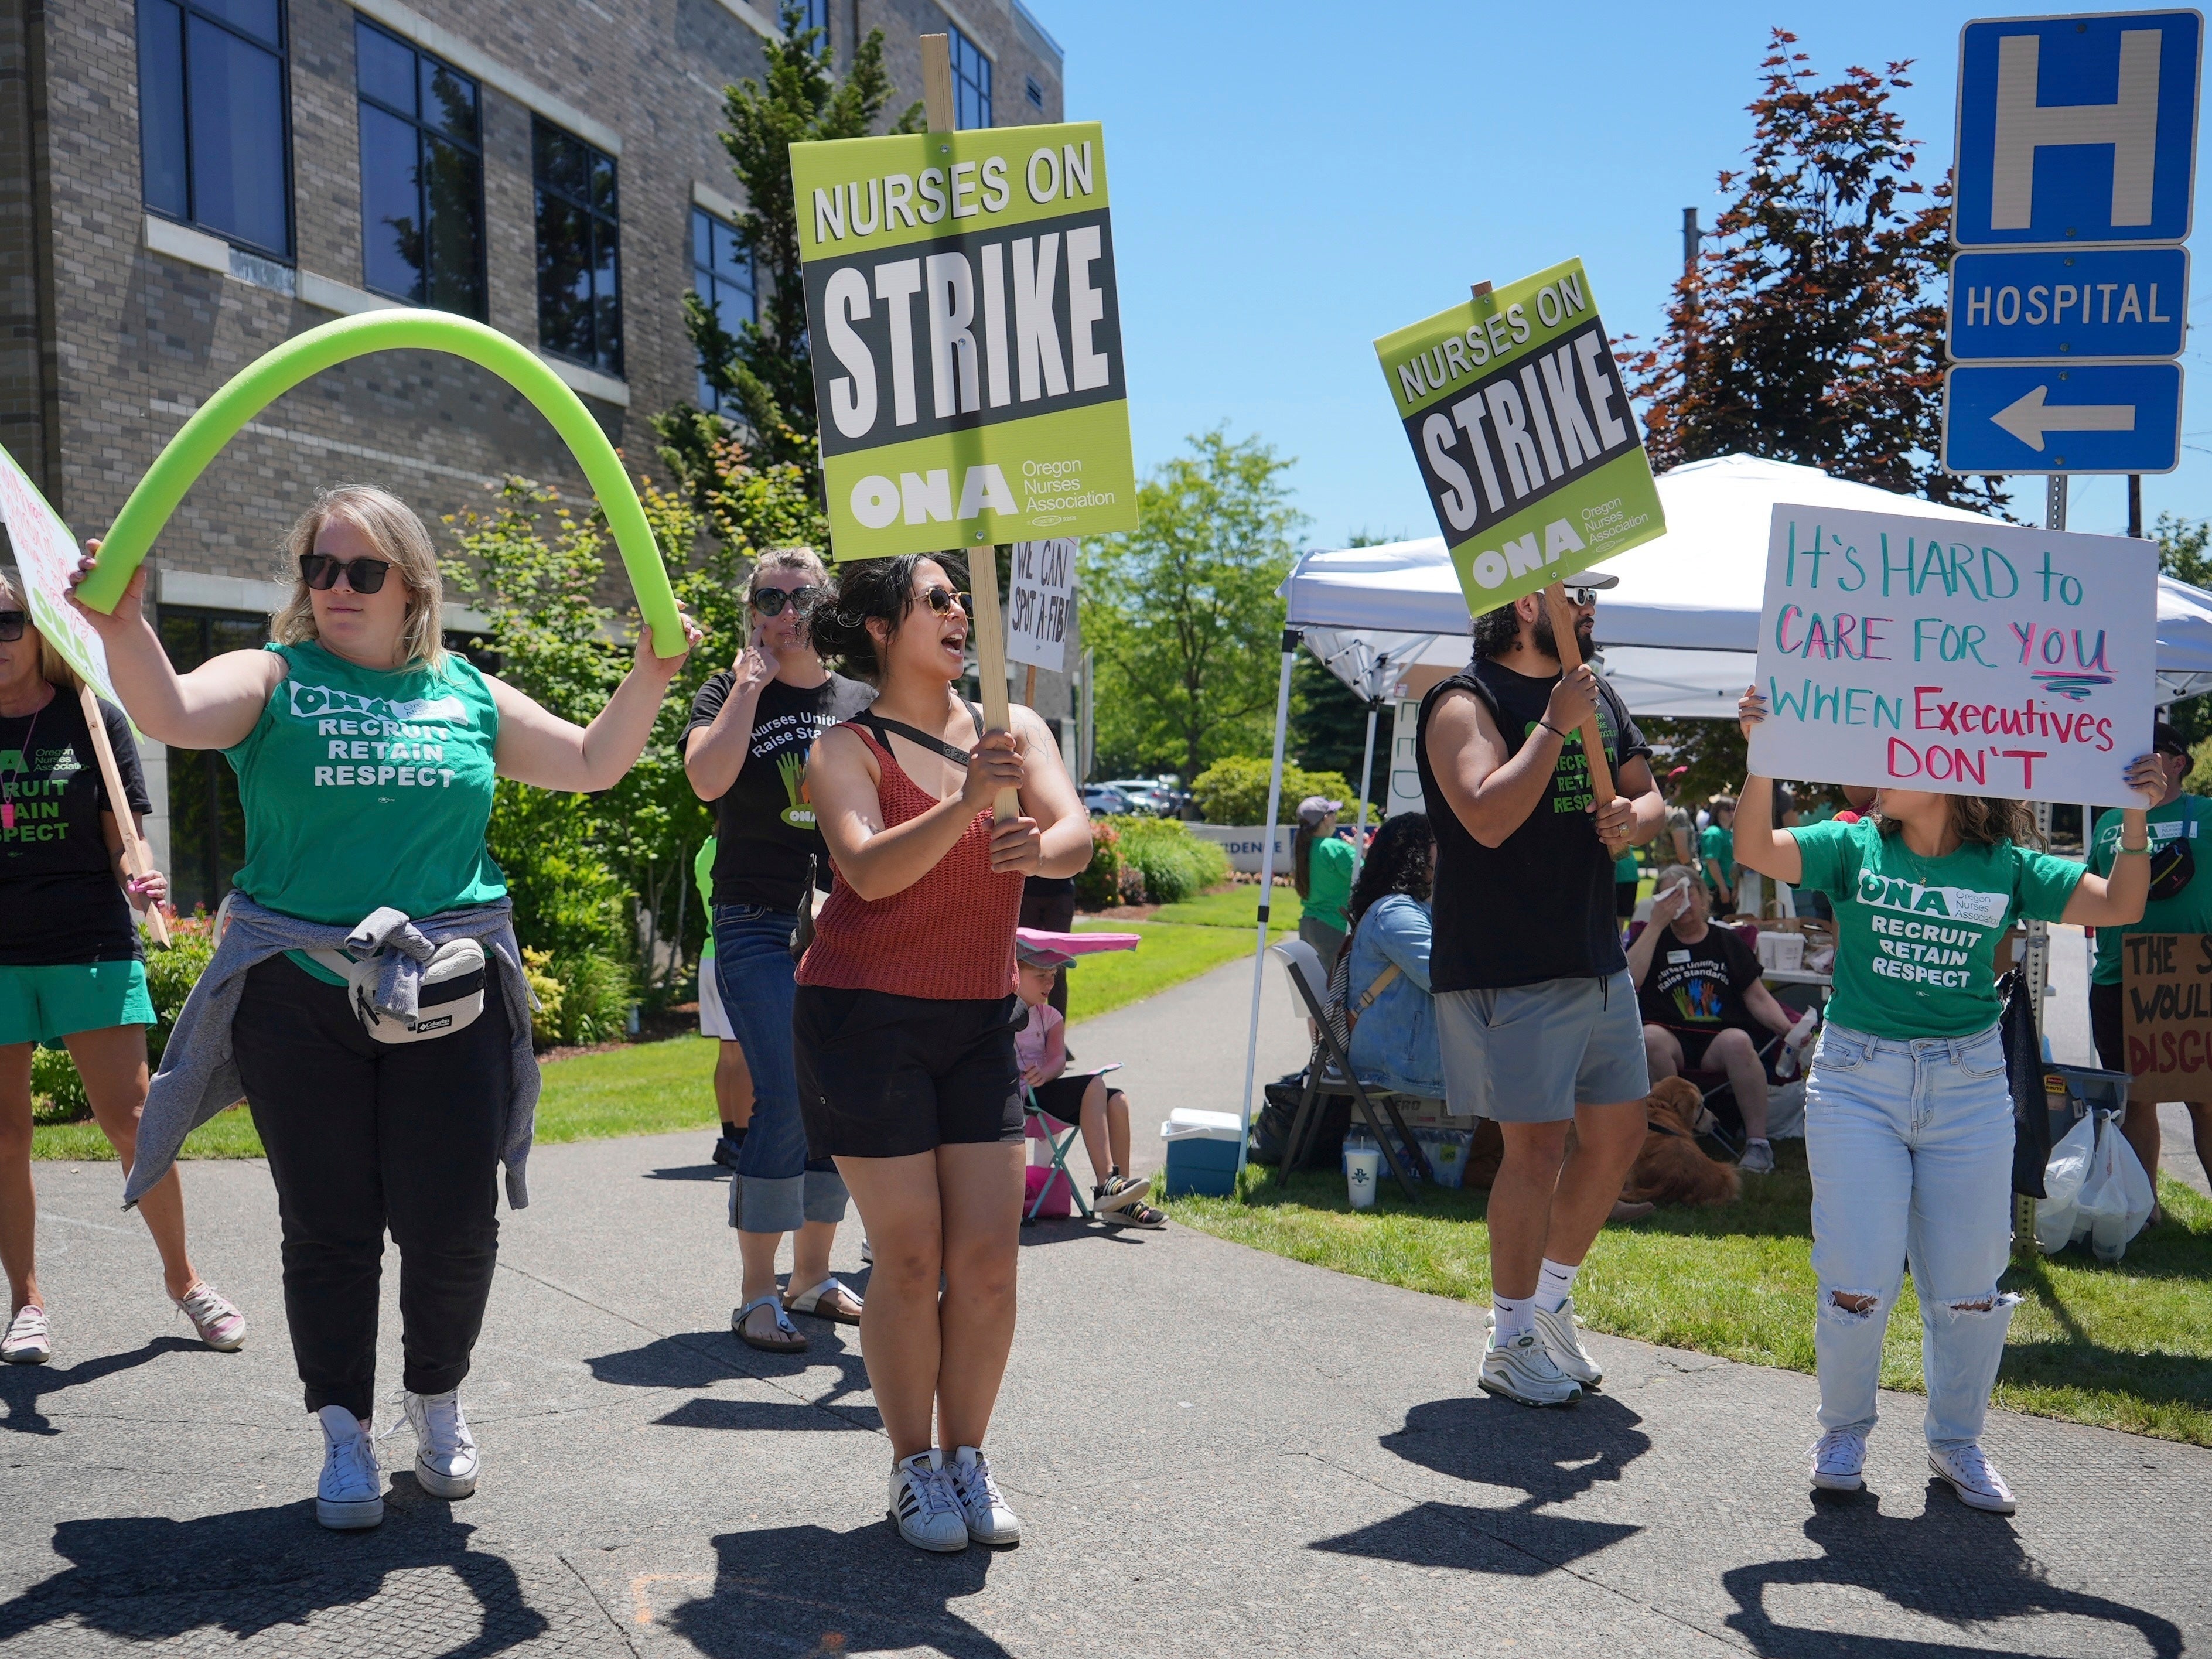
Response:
[299,552,395,594]
[0,610,24,643]
[751,584,821,618]
[921,586,973,619]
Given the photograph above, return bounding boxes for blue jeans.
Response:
[1804,1022,2020,1450]
[712,905,848,1235]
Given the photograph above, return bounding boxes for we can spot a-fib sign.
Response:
[791,122,1137,560]
[1374,258,1665,615]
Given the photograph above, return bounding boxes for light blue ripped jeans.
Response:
[1804,1021,2021,1450]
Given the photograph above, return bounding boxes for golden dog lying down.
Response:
[1620,1076,1742,1209]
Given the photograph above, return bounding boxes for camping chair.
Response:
[1268,938,1430,1198]
[1023,1087,1093,1221]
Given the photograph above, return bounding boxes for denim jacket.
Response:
[1345,894,1443,1100]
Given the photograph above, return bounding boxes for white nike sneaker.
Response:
[887,1450,968,1552]
[1810,1428,1868,1492]
[1928,1443,2018,1513]
[1531,1296,1602,1389]
[949,1445,1021,1545]
[400,1388,479,1500]
[1479,1330,1582,1407]
[316,1405,384,1530]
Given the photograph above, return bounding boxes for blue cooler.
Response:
[1160,1108,1244,1197]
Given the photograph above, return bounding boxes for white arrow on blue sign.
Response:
[1953,11,2203,248]
[1943,361,2183,472]
[1948,246,2187,358]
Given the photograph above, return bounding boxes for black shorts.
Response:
[2089,978,2126,1074]
[793,986,1025,1159]
[1030,1072,1121,1125]
[1660,1025,1749,1070]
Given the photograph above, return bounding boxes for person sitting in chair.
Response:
[1626,865,1799,1175]
[1013,939,1163,1228]
[1342,813,1443,1101]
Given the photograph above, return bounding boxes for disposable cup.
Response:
[1346,1147,1382,1210]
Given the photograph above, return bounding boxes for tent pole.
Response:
[1351,700,1378,877]
[1237,629,1300,1177]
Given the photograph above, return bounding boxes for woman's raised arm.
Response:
[66,551,283,750]
[490,612,700,792]
[1730,687,1804,886]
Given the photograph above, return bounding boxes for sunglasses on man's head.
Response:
[921,586,973,619]
[0,610,24,643]
[299,552,395,594]
[751,584,821,619]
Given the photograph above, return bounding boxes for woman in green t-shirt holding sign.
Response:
[1735,685,2159,1516]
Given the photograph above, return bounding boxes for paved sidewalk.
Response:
[1,957,2205,1657]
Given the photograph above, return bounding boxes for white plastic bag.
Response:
[2034,1113,2097,1254]
[2073,1115,2156,1262]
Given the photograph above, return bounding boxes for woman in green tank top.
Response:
[68,484,697,1531]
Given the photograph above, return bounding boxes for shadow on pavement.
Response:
[663,1524,1011,1658]
[1016,1216,1146,1249]
[589,1328,877,1426]
[1721,1491,2186,1658]
[641,1164,728,1182]
[0,1336,200,1436]
[0,1494,549,1656]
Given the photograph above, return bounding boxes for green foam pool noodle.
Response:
[79,311,687,656]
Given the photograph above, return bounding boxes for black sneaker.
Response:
[1100,1199,1166,1229]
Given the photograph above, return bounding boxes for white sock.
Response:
[1492,1293,1533,1346]
[1536,1258,1581,1312]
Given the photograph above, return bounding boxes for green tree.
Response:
[1081,429,1307,781]
[1620,30,2003,514]
[653,2,920,516]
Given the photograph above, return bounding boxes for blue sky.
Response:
[1042,1,2212,549]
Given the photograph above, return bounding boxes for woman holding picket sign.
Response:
[799,553,1091,1554]
[66,485,697,1532]
[1732,685,2158,1514]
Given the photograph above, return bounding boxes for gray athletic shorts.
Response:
[1436,970,1650,1124]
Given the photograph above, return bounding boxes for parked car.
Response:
[1083,786,1134,817]
[1100,778,1175,816]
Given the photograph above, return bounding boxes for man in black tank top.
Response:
[1414,576,1666,1408]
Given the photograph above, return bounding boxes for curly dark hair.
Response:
[807,552,968,682]
[1347,812,1433,931]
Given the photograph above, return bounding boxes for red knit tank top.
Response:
[796,721,1023,1001]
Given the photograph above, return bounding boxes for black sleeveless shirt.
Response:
[1415,657,1650,993]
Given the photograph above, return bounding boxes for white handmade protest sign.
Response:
[0,443,116,703]
[1005,537,1076,674]
[1749,503,2157,804]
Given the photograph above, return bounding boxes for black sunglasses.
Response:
[752,583,822,618]
[300,552,395,594]
[921,586,973,619]
[0,610,23,643]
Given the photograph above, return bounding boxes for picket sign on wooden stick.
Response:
[1541,579,1614,806]
[918,31,1022,825]
[76,684,169,947]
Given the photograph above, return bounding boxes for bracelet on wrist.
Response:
[2118,842,2150,855]
[1538,719,1566,740]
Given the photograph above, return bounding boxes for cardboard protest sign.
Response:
[1005,537,1074,673]
[0,443,117,703]
[2121,933,2212,1102]
[1373,259,1665,616]
[790,122,1137,561]
[1747,503,2157,803]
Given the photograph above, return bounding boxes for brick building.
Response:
[0,0,1071,910]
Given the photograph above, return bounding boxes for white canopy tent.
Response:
[1231,453,2212,1148]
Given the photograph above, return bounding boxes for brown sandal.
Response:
[783,1277,863,1325]
[733,1295,808,1352]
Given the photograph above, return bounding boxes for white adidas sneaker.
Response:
[887,1450,968,1552]
[949,1445,1021,1545]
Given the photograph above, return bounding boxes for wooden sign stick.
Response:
[1541,579,1616,808]
[919,33,1022,824]
[77,684,170,947]
[1023,663,1037,708]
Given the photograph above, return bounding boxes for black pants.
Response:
[1019,880,1079,1018]
[231,954,511,1419]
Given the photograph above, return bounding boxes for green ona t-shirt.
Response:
[1791,817,2083,1040]
[1302,833,1357,926]
[2088,794,2212,985]
[226,641,506,926]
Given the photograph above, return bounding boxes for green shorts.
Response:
[0,959,156,1046]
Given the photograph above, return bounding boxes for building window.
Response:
[948,25,991,129]
[800,0,829,53]
[691,206,756,415]
[1025,74,1043,111]
[155,607,268,916]
[354,21,485,317]
[533,119,623,377]
[135,0,293,258]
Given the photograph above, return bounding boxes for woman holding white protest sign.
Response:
[64,485,698,1531]
[0,575,243,1367]
[1734,684,2158,1514]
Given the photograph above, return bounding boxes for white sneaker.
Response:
[399,1389,479,1500]
[1531,1296,1602,1389]
[1,1303,50,1365]
[1810,1428,1868,1491]
[949,1445,1021,1544]
[1479,1330,1582,1407]
[1929,1443,2017,1514]
[1740,1140,1776,1175]
[887,1450,968,1552]
[316,1405,384,1530]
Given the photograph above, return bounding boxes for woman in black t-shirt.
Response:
[683,549,874,1353]
[0,578,244,1366]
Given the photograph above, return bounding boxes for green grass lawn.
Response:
[1163,1142,2212,1447]
[1067,912,1288,1023]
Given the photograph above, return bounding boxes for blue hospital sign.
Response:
[1954,11,2203,248]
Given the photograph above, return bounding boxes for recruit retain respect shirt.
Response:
[1792,818,2083,1040]
[2087,795,2212,985]
[0,690,150,965]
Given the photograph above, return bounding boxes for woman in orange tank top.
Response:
[797,554,1092,1554]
